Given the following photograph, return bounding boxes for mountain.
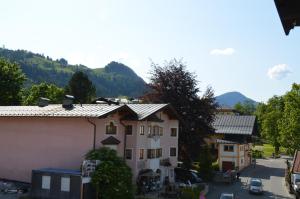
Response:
[215,91,257,107]
[0,48,147,97]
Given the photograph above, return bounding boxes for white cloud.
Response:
[267,64,291,80]
[210,48,235,55]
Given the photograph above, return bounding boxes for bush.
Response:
[180,185,204,199]
[86,147,134,199]
[212,161,219,171]
[251,149,263,158]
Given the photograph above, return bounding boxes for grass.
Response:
[253,144,286,158]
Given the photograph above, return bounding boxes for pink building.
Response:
[0,103,179,183]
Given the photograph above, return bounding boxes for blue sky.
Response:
[0,0,299,102]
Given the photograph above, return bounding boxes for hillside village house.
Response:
[0,101,179,185]
[206,112,257,172]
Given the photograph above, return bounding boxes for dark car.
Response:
[174,168,203,186]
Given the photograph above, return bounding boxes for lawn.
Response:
[253,144,286,158]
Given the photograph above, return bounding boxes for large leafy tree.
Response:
[279,83,300,154]
[23,83,65,105]
[255,96,284,154]
[234,100,256,115]
[0,58,26,105]
[67,71,96,103]
[85,147,134,199]
[143,59,218,166]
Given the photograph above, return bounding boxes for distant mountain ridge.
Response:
[215,91,257,107]
[0,48,147,97]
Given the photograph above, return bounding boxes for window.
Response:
[224,145,234,152]
[61,177,70,192]
[240,146,244,151]
[148,126,152,135]
[156,148,162,158]
[171,128,177,137]
[241,158,244,164]
[170,147,177,157]
[159,127,163,136]
[42,176,51,190]
[147,149,156,159]
[140,125,145,135]
[139,149,144,159]
[125,125,133,135]
[153,126,159,136]
[106,122,117,134]
[125,149,132,160]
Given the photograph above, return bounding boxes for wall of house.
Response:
[218,143,251,171]
[129,111,179,181]
[0,117,94,182]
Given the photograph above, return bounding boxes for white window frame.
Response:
[42,176,51,190]
[140,125,145,135]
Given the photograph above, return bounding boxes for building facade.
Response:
[0,103,179,184]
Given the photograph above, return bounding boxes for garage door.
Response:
[222,161,235,171]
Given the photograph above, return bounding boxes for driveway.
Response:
[207,157,294,199]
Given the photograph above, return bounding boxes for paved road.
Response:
[207,157,294,199]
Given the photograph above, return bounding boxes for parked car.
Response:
[291,174,300,193]
[220,193,235,199]
[174,168,203,187]
[249,178,263,194]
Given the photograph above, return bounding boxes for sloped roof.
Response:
[127,104,178,120]
[0,104,178,121]
[292,150,300,173]
[101,136,121,145]
[0,104,124,118]
[213,115,256,135]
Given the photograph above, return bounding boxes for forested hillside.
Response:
[0,48,147,97]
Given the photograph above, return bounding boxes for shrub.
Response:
[86,147,134,199]
[180,185,204,199]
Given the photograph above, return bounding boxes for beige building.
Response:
[206,114,257,171]
[0,102,179,183]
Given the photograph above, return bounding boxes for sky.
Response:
[0,0,299,102]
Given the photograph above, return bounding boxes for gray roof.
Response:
[127,104,169,120]
[0,104,174,120]
[213,115,256,135]
[0,104,124,118]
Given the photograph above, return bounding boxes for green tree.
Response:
[279,84,300,154]
[255,96,284,154]
[234,100,256,115]
[198,146,213,181]
[0,58,26,105]
[67,71,96,103]
[85,147,134,199]
[143,59,218,166]
[23,83,65,105]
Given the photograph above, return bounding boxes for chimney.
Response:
[63,95,75,109]
[38,97,50,107]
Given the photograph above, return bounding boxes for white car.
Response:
[249,178,263,194]
[219,193,235,199]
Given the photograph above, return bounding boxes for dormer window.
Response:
[106,122,117,135]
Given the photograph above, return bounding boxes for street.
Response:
[207,157,294,199]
